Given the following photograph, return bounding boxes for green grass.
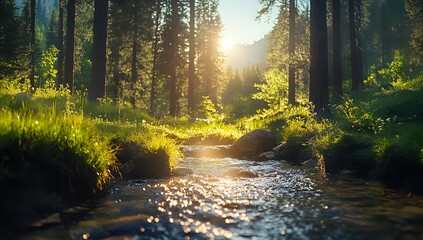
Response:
[96,121,182,170]
[0,84,184,222]
[0,108,117,197]
[315,74,423,191]
[147,120,244,145]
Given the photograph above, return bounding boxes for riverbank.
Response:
[245,74,423,193]
[0,88,180,229]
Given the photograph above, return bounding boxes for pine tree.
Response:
[89,0,108,101]
[160,0,188,116]
[30,0,36,89]
[0,0,29,79]
[46,9,59,48]
[150,0,163,114]
[288,0,296,104]
[265,1,310,96]
[188,0,196,113]
[405,0,422,65]
[332,0,342,99]
[64,0,76,94]
[349,0,363,91]
[310,0,329,116]
[57,0,64,88]
[196,0,224,105]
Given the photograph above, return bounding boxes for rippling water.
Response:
[21,145,423,239]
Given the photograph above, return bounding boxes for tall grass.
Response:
[0,107,117,199]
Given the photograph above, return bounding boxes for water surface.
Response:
[21,145,423,239]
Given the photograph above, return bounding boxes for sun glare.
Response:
[220,37,235,51]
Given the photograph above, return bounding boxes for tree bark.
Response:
[150,0,161,114]
[309,0,329,116]
[130,5,138,107]
[89,0,108,101]
[356,0,363,86]
[288,0,296,104]
[169,0,178,117]
[188,0,196,113]
[64,0,76,95]
[57,0,64,89]
[30,0,35,90]
[332,0,342,99]
[349,0,359,92]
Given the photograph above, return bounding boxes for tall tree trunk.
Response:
[89,0,108,101]
[30,0,35,90]
[112,57,120,101]
[310,0,329,116]
[288,0,296,104]
[150,0,161,114]
[130,7,138,108]
[356,0,363,86]
[170,70,177,117]
[349,0,359,92]
[188,0,196,113]
[57,0,64,89]
[169,0,178,117]
[332,0,342,99]
[64,0,76,95]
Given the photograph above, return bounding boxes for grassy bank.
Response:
[0,107,116,225]
[317,76,423,191]
[247,72,423,192]
[0,86,183,226]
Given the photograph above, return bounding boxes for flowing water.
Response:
[20,145,423,239]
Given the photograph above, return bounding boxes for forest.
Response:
[0,0,423,238]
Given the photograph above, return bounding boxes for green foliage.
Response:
[222,66,266,119]
[315,57,423,190]
[195,0,225,105]
[253,68,288,110]
[0,0,30,79]
[36,46,59,90]
[334,97,375,132]
[196,96,223,122]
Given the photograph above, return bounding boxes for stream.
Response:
[20,145,423,239]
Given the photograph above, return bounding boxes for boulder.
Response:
[229,129,277,160]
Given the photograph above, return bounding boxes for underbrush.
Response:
[245,67,423,192]
[316,73,423,192]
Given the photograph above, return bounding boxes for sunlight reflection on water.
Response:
[21,145,423,240]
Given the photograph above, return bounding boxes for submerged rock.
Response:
[273,139,313,165]
[303,159,318,169]
[172,167,194,177]
[229,129,277,160]
[224,168,258,178]
[183,145,230,158]
[258,151,276,161]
